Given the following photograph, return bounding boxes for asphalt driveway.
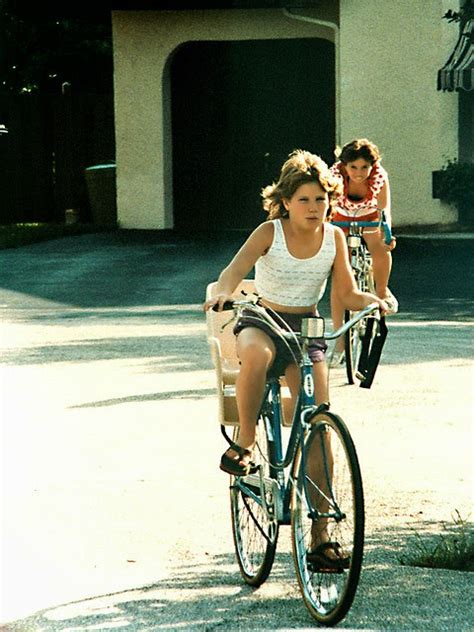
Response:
[1,230,473,631]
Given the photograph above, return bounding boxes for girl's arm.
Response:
[331,228,388,312]
[377,179,396,251]
[203,222,273,311]
[377,180,392,229]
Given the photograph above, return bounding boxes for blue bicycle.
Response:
[331,213,391,386]
[213,297,382,626]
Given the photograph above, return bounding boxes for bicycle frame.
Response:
[234,373,317,526]
[229,302,379,528]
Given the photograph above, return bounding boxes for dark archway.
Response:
[171,38,335,231]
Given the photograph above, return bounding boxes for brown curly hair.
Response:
[335,138,382,165]
[261,149,342,220]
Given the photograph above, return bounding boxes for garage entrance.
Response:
[171,38,335,232]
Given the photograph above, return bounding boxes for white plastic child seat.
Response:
[205,280,294,427]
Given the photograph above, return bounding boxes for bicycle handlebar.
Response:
[213,299,380,342]
[331,218,393,245]
[323,302,379,340]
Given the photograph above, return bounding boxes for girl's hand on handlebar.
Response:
[375,297,390,315]
[203,294,233,312]
[384,236,397,252]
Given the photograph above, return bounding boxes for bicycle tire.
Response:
[229,414,279,586]
[291,411,364,626]
[344,309,358,385]
[345,254,376,384]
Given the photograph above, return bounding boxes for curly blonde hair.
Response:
[335,138,382,165]
[261,149,342,220]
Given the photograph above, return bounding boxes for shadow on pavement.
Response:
[27,307,203,323]
[2,315,471,375]
[1,332,211,369]
[4,534,472,632]
[69,388,217,409]
[0,231,472,319]
[0,231,247,309]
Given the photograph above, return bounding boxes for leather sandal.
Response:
[306,542,351,572]
[220,442,257,477]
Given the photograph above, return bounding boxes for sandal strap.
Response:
[228,441,251,458]
[219,426,253,459]
[312,541,343,555]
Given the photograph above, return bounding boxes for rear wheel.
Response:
[344,309,359,385]
[230,414,278,586]
[344,310,377,385]
[291,411,364,626]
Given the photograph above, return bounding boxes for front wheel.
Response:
[291,411,364,626]
[229,415,279,586]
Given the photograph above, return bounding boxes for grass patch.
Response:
[0,222,116,250]
[399,510,474,572]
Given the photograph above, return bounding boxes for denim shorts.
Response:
[233,308,327,377]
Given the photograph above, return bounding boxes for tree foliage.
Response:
[0,0,113,94]
[443,0,474,24]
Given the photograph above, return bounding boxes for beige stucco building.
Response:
[112,1,461,230]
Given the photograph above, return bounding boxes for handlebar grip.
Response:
[212,300,234,312]
[382,223,392,245]
[379,210,392,245]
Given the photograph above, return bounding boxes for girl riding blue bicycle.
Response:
[203,149,388,479]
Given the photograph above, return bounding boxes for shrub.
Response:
[399,510,474,572]
[436,160,474,210]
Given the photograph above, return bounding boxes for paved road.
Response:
[1,230,473,631]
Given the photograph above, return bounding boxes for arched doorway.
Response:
[171,38,335,231]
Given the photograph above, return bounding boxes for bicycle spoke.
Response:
[240,491,275,544]
[230,419,278,586]
[304,475,339,517]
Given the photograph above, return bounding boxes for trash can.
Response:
[84,163,117,225]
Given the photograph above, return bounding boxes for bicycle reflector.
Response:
[347,235,362,248]
[301,317,325,339]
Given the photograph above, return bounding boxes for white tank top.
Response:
[254,219,336,307]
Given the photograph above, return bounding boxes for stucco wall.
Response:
[113,2,460,230]
[339,0,459,227]
[112,9,336,229]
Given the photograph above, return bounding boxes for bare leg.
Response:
[313,360,329,406]
[285,359,329,411]
[308,361,340,556]
[230,328,275,465]
[284,363,300,424]
[330,282,345,353]
[304,420,337,552]
[363,230,392,298]
[287,358,333,550]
